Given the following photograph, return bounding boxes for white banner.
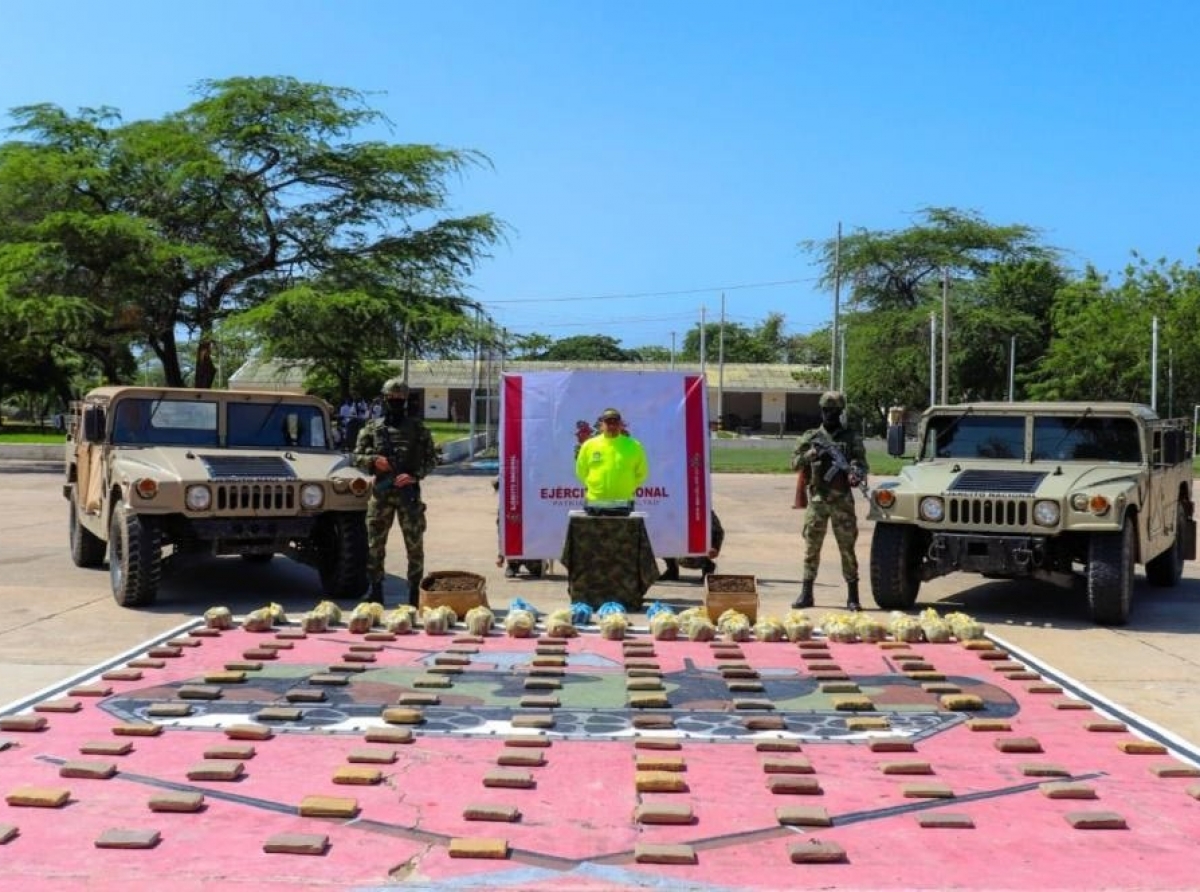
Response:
[498,370,711,562]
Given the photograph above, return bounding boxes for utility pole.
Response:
[717,293,726,429]
[940,269,949,404]
[670,331,676,369]
[838,325,846,392]
[1151,316,1159,411]
[831,222,842,391]
[929,312,937,406]
[1008,336,1016,401]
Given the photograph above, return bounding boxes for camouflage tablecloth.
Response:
[560,514,659,610]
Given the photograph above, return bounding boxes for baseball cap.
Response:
[599,408,621,421]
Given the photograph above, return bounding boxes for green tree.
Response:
[504,331,553,360]
[0,76,502,389]
[533,334,635,361]
[803,207,1054,311]
[1027,256,1200,410]
[805,208,1068,413]
[680,316,785,362]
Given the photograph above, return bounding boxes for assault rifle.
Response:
[372,425,420,504]
[810,435,869,497]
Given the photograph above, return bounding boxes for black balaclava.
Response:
[820,407,843,430]
[384,395,408,424]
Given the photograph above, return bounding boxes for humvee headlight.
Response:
[1089,494,1112,515]
[1033,500,1061,527]
[133,478,159,500]
[873,488,896,509]
[185,485,211,511]
[1071,493,1089,511]
[300,484,325,509]
[331,478,349,494]
[919,496,945,522]
[349,476,371,497]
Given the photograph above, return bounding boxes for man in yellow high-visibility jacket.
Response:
[574,407,648,510]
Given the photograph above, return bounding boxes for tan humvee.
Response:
[869,402,1195,625]
[64,386,373,607]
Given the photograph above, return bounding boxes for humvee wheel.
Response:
[870,522,922,610]
[109,503,162,607]
[1087,520,1134,625]
[68,487,107,568]
[1145,502,1186,587]
[317,512,368,599]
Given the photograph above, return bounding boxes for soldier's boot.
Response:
[791,579,814,610]
[846,580,861,613]
[659,559,680,582]
[700,558,717,579]
[403,573,422,606]
[367,580,384,605]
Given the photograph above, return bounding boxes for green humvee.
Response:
[64,386,373,607]
[869,402,1195,625]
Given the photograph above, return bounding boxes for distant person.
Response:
[660,510,724,581]
[790,391,869,612]
[574,407,648,514]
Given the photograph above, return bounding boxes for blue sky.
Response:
[4,1,1199,350]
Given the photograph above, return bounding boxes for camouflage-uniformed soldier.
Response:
[354,379,438,604]
[791,391,869,611]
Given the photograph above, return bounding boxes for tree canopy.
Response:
[0,76,502,391]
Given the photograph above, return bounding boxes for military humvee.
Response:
[869,402,1195,625]
[64,386,373,607]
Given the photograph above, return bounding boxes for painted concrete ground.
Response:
[2,616,1200,891]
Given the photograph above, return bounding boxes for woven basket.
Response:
[704,574,759,623]
[418,570,488,619]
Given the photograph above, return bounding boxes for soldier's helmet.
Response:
[381,378,409,397]
[819,391,846,409]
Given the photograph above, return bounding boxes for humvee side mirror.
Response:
[886,423,906,457]
[83,407,105,442]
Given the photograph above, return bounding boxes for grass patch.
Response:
[710,446,909,476]
[0,424,64,444]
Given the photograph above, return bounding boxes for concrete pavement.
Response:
[3,458,1200,756]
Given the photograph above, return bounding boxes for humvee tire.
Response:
[68,487,106,568]
[1145,502,1186,587]
[869,522,922,610]
[316,511,368,600]
[109,502,163,607]
[1087,521,1134,626]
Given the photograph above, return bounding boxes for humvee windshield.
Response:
[227,402,330,449]
[112,399,219,446]
[110,398,330,450]
[1031,415,1141,463]
[923,415,1024,460]
[921,413,1143,463]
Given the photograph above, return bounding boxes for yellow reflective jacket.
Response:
[575,433,649,503]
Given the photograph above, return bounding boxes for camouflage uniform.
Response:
[354,383,438,600]
[791,392,869,610]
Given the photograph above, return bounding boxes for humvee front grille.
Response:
[947,497,1030,528]
[215,483,297,513]
[200,455,296,480]
[949,470,1046,494]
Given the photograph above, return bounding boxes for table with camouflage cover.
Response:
[560,512,659,609]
